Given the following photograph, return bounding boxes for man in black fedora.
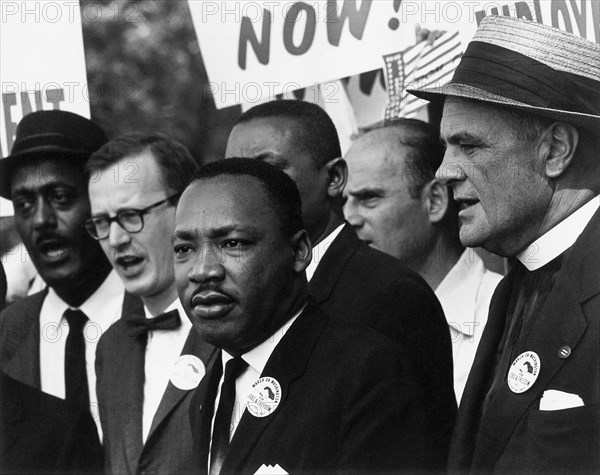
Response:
[0,110,127,473]
[410,16,600,473]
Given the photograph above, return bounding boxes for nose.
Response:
[343,198,364,230]
[107,220,132,251]
[435,150,467,186]
[187,244,226,283]
[32,196,57,230]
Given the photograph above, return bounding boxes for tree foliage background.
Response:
[80,0,240,164]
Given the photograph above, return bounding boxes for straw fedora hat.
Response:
[408,16,600,129]
[0,110,107,199]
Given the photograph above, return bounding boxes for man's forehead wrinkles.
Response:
[12,180,76,194]
[255,152,284,162]
[176,212,258,235]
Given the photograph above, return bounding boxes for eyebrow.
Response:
[347,187,385,197]
[441,131,482,145]
[90,205,143,219]
[172,229,195,243]
[171,224,261,242]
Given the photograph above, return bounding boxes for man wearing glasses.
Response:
[86,133,216,475]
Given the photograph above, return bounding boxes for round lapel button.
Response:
[507,351,541,394]
[558,346,571,359]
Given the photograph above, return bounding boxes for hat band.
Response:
[451,41,600,117]
[11,133,88,156]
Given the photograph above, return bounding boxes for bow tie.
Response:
[127,309,181,337]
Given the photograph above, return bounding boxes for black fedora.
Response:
[0,110,107,199]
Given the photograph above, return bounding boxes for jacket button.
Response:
[558,346,571,359]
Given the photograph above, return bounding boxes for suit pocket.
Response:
[497,401,600,472]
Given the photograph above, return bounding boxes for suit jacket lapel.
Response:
[309,224,357,304]
[146,328,217,442]
[222,303,327,473]
[474,274,586,467]
[115,295,147,473]
[449,269,516,470]
[473,209,600,469]
[3,289,47,388]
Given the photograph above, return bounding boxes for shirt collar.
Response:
[171,299,192,329]
[42,286,70,322]
[222,303,306,375]
[435,250,484,336]
[79,270,124,322]
[305,223,345,281]
[42,270,124,332]
[517,196,600,271]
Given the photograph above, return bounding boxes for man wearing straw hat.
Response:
[409,15,600,473]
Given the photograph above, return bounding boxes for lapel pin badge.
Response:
[507,351,541,394]
[246,377,282,418]
[170,354,205,390]
[558,346,571,359]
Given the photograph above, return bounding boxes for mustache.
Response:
[191,284,234,300]
[35,232,70,248]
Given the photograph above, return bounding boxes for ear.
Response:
[290,229,312,273]
[324,157,347,198]
[539,123,579,179]
[421,180,450,224]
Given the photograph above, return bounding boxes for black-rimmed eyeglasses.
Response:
[84,193,180,240]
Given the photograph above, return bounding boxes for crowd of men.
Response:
[1,15,599,475]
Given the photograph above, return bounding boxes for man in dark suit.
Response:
[86,134,217,474]
[1,371,103,474]
[225,99,456,469]
[1,262,6,310]
[0,110,123,472]
[174,158,437,474]
[409,15,600,473]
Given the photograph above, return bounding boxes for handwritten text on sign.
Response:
[189,1,419,108]
[1,1,90,157]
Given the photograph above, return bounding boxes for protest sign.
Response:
[384,0,599,119]
[1,1,90,156]
[343,69,387,129]
[189,0,599,110]
[189,0,420,108]
[1,0,90,215]
[383,30,462,120]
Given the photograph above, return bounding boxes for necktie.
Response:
[64,309,89,408]
[127,309,181,337]
[210,357,248,475]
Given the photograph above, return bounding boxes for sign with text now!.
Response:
[189,0,418,109]
[189,0,600,109]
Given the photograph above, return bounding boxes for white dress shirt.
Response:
[305,224,345,281]
[435,249,503,404]
[517,196,600,270]
[208,304,305,469]
[39,269,124,438]
[142,298,193,442]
